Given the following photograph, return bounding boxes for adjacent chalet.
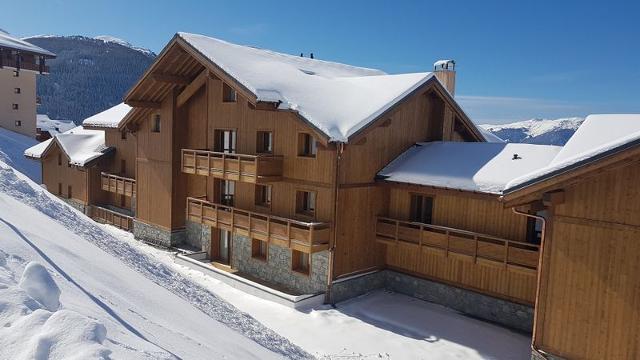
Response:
[35,114,75,141]
[24,32,640,360]
[0,30,55,137]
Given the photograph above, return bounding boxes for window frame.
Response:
[151,114,161,133]
[254,184,272,209]
[222,83,237,103]
[292,250,310,275]
[409,193,434,224]
[297,133,317,158]
[213,128,237,154]
[295,190,317,218]
[251,238,268,261]
[15,120,21,127]
[14,87,21,94]
[12,103,19,110]
[256,130,274,154]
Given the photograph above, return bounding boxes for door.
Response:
[216,179,235,207]
[211,229,231,265]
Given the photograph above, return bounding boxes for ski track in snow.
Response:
[0,166,312,360]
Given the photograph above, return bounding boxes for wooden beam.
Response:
[176,69,208,107]
[126,100,161,109]
[150,73,191,85]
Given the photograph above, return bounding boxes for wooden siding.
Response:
[333,88,481,277]
[533,159,640,359]
[381,187,537,303]
[41,145,89,204]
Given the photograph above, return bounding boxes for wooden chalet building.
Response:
[25,32,640,359]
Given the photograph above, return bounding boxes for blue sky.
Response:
[2,0,639,124]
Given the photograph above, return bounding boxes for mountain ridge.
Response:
[480,117,584,145]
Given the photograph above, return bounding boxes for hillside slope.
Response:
[23,36,155,123]
[480,117,584,145]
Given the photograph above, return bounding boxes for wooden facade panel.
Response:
[388,188,528,242]
[104,129,136,178]
[539,221,640,359]
[41,145,89,204]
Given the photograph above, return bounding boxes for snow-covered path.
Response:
[0,163,309,359]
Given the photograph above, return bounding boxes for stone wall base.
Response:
[133,219,185,247]
[232,234,329,295]
[185,220,210,251]
[331,269,534,333]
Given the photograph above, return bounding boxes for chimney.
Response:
[433,59,456,96]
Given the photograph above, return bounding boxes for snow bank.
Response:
[19,262,60,311]
[0,127,41,182]
[179,32,435,142]
[0,256,110,360]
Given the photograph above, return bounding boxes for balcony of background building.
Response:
[375,216,539,273]
[90,205,134,231]
[101,172,136,197]
[181,149,283,184]
[186,196,330,253]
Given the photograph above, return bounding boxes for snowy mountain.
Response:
[480,117,585,145]
[22,35,156,123]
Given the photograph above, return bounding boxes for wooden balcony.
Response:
[0,58,49,73]
[181,149,283,183]
[186,197,331,253]
[376,216,540,273]
[101,172,136,197]
[91,206,133,231]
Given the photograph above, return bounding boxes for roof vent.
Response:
[433,59,456,96]
[512,154,522,160]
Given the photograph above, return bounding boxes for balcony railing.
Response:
[181,149,283,183]
[101,172,136,197]
[91,205,133,231]
[0,58,49,73]
[376,216,539,272]
[186,197,330,253]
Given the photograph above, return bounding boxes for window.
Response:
[409,194,433,224]
[121,131,127,140]
[298,133,317,157]
[292,250,310,274]
[296,190,316,217]
[67,185,72,199]
[151,114,161,133]
[255,184,272,208]
[256,131,273,154]
[57,183,62,195]
[251,239,267,260]
[218,180,235,206]
[57,154,62,166]
[14,120,21,127]
[525,210,546,245]
[14,88,21,94]
[13,70,19,77]
[214,129,237,153]
[12,104,19,110]
[222,83,237,102]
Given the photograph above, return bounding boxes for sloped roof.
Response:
[37,115,75,136]
[177,32,439,142]
[82,103,131,128]
[504,114,640,193]
[378,142,561,194]
[0,30,55,57]
[24,126,110,167]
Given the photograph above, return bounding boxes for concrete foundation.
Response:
[331,269,534,333]
[133,219,185,247]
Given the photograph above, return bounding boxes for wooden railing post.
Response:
[395,220,399,244]
[419,224,423,247]
[267,217,271,244]
[287,222,292,248]
[309,226,315,246]
[445,230,450,257]
[248,212,252,237]
[473,235,478,263]
[504,241,509,268]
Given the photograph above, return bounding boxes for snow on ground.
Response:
[0,158,531,359]
[0,162,305,359]
[0,127,41,182]
[107,229,532,359]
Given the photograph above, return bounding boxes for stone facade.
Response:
[133,219,185,247]
[231,234,328,294]
[330,269,534,333]
[185,220,210,251]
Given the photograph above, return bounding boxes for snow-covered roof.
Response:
[178,32,437,142]
[378,142,561,194]
[505,114,640,192]
[478,127,504,143]
[82,103,131,128]
[24,126,110,167]
[37,115,75,136]
[0,30,55,57]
